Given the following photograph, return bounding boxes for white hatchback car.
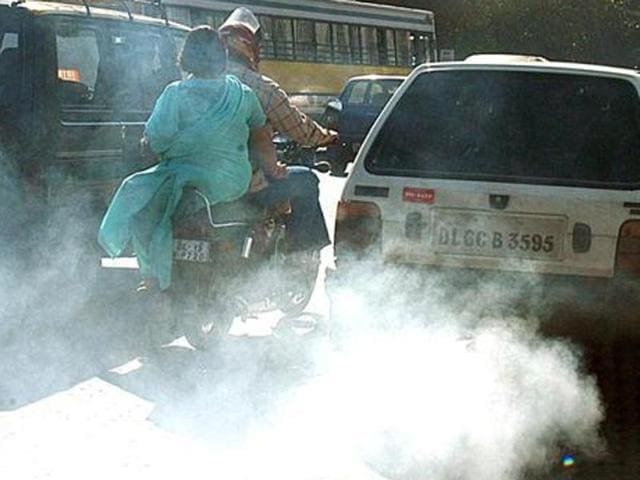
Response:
[329,55,640,324]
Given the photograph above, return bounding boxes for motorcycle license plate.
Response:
[174,239,210,263]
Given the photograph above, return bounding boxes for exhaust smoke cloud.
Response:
[0,188,137,408]
[0,178,605,480]
[232,264,605,480]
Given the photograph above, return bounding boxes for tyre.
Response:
[170,262,236,350]
[329,144,352,177]
[180,301,236,350]
[276,249,321,316]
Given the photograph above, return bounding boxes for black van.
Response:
[0,1,187,235]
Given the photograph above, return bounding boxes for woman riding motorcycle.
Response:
[98,26,280,291]
[219,8,334,257]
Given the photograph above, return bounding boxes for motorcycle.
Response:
[167,144,330,350]
[101,139,330,350]
[169,189,317,349]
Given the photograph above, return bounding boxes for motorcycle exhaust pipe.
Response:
[241,236,253,259]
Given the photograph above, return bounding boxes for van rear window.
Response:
[365,70,640,189]
[53,18,182,111]
[0,14,22,109]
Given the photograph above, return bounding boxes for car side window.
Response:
[369,80,401,107]
[55,19,182,112]
[344,81,369,105]
[369,82,389,107]
[55,20,103,107]
[101,25,181,112]
[0,27,21,109]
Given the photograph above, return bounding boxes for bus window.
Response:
[258,15,276,60]
[315,22,331,63]
[426,36,433,62]
[396,30,410,66]
[349,25,362,64]
[426,33,437,62]
[165,6,191,26]
[385,29,397,66]
[273,17,294,60]
[332,24,351,64]
[410,32,428,65]
[190,9,212,27]
[361,26,378,65]
[190,9,227,28]
[294,19,314,61]
[376,28,387,65]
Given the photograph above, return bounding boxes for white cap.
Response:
[220,7,260,34]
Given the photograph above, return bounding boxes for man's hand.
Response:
[323,129,340,146]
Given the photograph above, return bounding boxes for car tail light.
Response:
[334,200,382,259]
[616,220,640,275]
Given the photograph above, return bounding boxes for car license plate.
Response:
[431,209,566,260]
[174,239,210,263]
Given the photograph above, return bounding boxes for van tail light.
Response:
[334,200,382,259]
[615,221,640,275]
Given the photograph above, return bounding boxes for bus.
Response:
[137,0,437,116]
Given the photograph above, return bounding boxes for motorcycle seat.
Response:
[175,187,265,228]
[209,197,265,224]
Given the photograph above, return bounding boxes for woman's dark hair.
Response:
[179,26,227,78]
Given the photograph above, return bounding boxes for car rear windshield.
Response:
[365,70,640,189]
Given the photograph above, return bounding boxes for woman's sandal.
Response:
[136,278,158,293]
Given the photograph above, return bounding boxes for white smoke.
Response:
[227,264,605,480]
[0,175,606,479]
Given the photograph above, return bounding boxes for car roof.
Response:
[419,56,640,80]
[347,74,406,82]
[464,53,549,64]
[8,1,189,30]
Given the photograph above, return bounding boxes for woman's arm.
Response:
[250,126,287,180]
[144,83,180,154]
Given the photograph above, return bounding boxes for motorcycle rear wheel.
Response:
[276,249,321,316]
[181,304,235,350]
[170,262,236,350]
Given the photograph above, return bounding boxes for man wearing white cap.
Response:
[219,7,334,256]
[219,7,338,147]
